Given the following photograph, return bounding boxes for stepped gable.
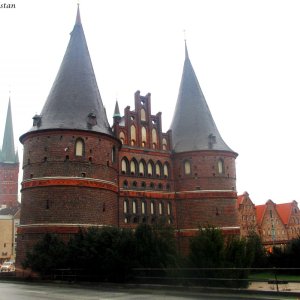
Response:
[170,41,235,154]
[25,5,112,136]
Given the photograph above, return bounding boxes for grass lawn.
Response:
[250,272,300,282]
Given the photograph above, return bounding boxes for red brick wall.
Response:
[176,193,238,229]
[21,131,119,181]
[0,162,19,207]
[20,186,118,225]
[172,151,237,192]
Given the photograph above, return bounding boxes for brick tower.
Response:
[17,6,120,267]
[170,43,239,248]
[0,99,19,208]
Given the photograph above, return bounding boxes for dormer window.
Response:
[87,112,97,127]
[209,134,216,149]
[32,114,42,127]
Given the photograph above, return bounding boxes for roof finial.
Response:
[183,30,189,59]
[75,2,81,25]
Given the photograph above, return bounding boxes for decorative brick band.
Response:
[119,189,236,199]
[120,189,174,199]
[18,223,105,235]
[21,177,118,192]
[176,226,240,237]
[176,190,237,199]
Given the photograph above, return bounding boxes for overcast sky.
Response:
[0,0,300,205]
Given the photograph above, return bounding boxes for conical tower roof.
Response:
[1,99,18,163]
[26,6,112,136]
[170,42,235,154]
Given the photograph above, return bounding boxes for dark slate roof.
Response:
[1,99,18,163]
[170,42,235,154]
[0,206,20,216]
[25,6,112,136]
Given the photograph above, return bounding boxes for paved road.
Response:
[0,281,296,300]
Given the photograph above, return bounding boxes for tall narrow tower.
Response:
[170,43,239,244]
[17,6,120,268]
[0,99,19,208]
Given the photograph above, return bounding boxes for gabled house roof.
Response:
[255,204,267,225]
[276,202,295,225]
[0,206,20,216]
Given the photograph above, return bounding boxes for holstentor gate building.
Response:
[16,7,239,269]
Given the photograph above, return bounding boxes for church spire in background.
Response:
[1,99,18,163]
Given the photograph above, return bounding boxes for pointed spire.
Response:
[75,3,81,26]
[24,5,112,137]
[184,39,189,59]
[113,100,121,118]
[1,99,18,163]
[170,42,235,153]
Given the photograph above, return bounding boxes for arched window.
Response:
[119,131,125,144]
[141,127,147,147]
[162,138,167,150]
[167,202,171,215]
[141,108,146,121]
[218,159,224,174]
[124,199,129,213]
[130,125,136,146]
[121,158,129,174]
[142,201,146,214]
[132,199,137,214]
[152,128,157,143]
[184,160,191,175]
[139,160,145,176]
[130,159,137,175]
[150,201,155,215]
[155,162,162,177]
[159,202,163,215]
[147,161,154,176]
[163,163,169,178]
[123,180,128,188]
[75,138,84,156]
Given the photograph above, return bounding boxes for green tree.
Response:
[22,233,67,277]
[135,223,178,269]
[245,231,267,268]
[189,226,225,268]
[66,226,137,282]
